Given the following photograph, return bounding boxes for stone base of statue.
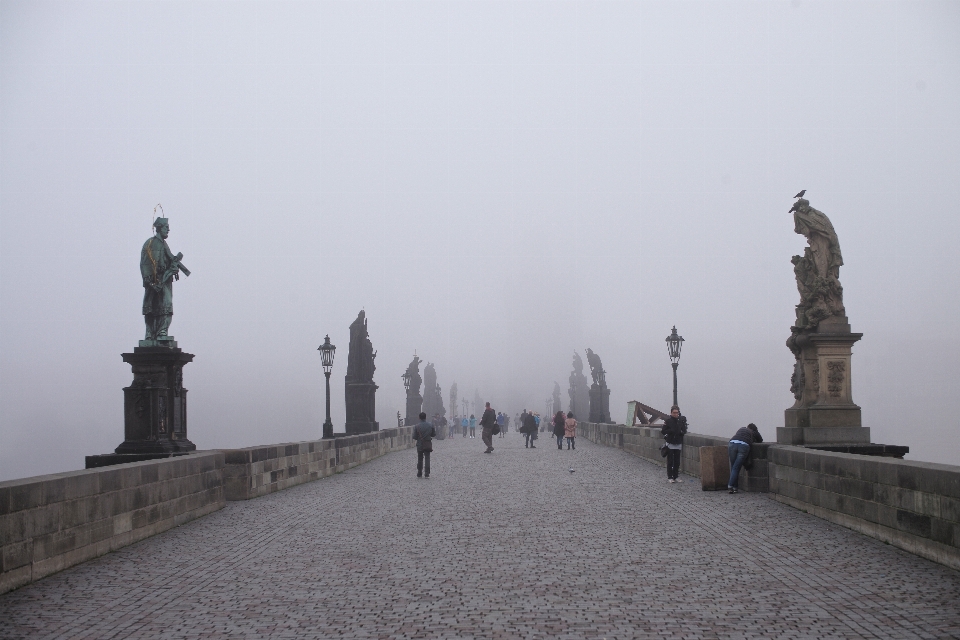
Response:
[345,381,379,435]
[404,394,423,427]
[589,386,611,424]
[116,345,196,454]
[779,318,870,445]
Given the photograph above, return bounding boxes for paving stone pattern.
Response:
[2,435,959,639]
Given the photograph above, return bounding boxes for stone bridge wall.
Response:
[222,426,415,500]
[0,452,224,595]
[1,427,416,595]
[770,445,960,570]
[579,421,959,570]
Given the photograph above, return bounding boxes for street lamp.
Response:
[665,326,684,407]
[318,335,336,439]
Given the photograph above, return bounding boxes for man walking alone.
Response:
[480,402,497,453]
[413,412,435,478]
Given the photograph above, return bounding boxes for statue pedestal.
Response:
[345,381,379,435]
[116,346,196,454]
[779,325,869,445]
[589,386,611,423]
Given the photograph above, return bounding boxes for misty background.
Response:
[1,0,959,482]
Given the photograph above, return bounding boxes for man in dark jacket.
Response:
[413,412,435,478]
[728,423,762,493]
[522,410,538,448]
[479,402,497,453]
[660,406,688,483]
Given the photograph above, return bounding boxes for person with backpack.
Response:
[412,412,435,478]
[728,423,763,494]
[661,405,688,483]
[564,412,577,450]
[479,402,497,453]
[522,410,538,448]
[552,411,566,449]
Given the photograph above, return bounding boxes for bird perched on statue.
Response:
[794,189,806,199]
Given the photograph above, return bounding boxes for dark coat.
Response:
[522,413,538,435]
[413,420,436,452]
[661,415,688,445]
[731,426,763,446]
[480,408,497,428]
[552,414,565,437]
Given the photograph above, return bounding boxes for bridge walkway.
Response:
[1,433,958,638]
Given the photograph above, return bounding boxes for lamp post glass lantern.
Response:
[665,326,684,407]
[318,335,336,439]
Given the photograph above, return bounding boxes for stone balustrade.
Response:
[222,426,415,500]
[578,421,959,570]
[0,452,224,595]
[1,428,417,595]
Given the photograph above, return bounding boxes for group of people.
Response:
[416,402,761,493]
[660,405,763,492]
[410,404,579,476]
[449,410,511,439]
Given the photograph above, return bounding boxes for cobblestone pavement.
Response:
[2,434,960,639]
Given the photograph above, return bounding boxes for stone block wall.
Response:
[769,446,960,570]
[578,422,769,492]
[222,426,415,501]
[0,452,224,595]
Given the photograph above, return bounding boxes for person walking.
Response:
[728,423,763,494]
[564,411,577,450]
[413,412,435,478]
[661,405,687,483]
[552,411,565,449]
[496,411,506,439]
[480,402,497,453]
[522,410,538,448]
[469,414,477,438]
[461,415,468,437]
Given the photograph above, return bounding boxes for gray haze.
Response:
[2,0,959,481]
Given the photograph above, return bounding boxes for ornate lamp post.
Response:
[665,326,684,407]
[318,335,336,439]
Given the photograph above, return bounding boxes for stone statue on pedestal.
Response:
[568,352,590,422]
[345,310,379,435]
[781,196,866,446]
[585,348,611,423]
[404,355,423,426]
[87,214,196,468]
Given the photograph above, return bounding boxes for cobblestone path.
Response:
[2,434,959,639]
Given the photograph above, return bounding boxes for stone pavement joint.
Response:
[1,435,959,638]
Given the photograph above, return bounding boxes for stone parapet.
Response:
[769,446,960,570]
[222,427,415,501]
[0,452,224,596]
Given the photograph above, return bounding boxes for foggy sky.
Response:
[2,0,959,482]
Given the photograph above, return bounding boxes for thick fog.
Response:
[2,0,959,481]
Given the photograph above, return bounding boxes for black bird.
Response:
[789,202,800,213]
[794,189,806,199]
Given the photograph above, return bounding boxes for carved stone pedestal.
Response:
[779,322,869,445]
[345,381,379,435]
[589,385,611,424]
[117,346,196,453]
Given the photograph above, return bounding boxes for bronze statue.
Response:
[140,217,189,345]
